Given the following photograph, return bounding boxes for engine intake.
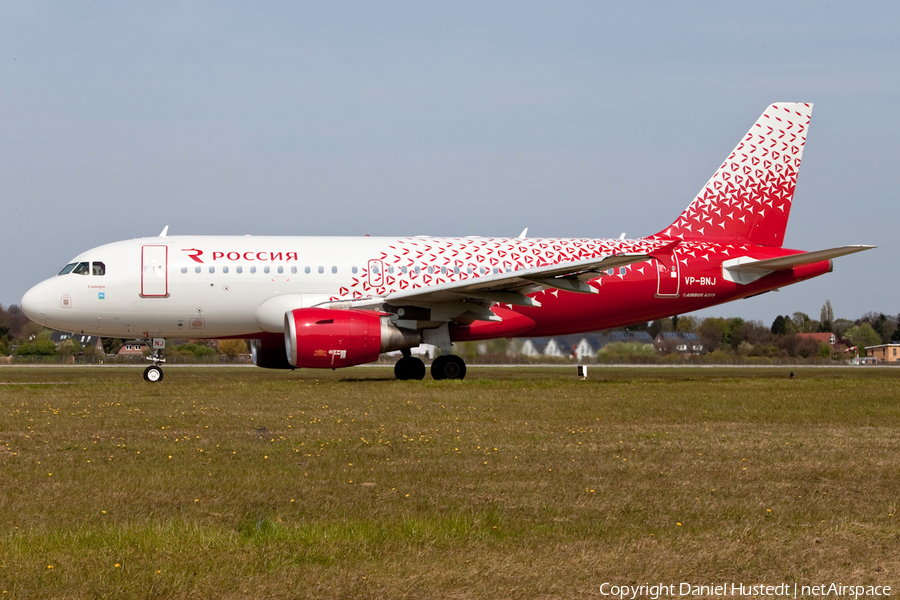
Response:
[284,308,420,369]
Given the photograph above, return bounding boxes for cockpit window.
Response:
[58,263,77,276]
[72,262,90,275]
[92,262,106,276]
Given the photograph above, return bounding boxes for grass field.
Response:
[1,366,898,599]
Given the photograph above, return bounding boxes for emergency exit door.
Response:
[141,245,168,297]
[655,257,680,297]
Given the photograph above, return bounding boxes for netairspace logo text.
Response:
[598,582,892,599]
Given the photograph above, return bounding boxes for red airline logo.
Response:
[183,249,204,264]
[181,248,300,263]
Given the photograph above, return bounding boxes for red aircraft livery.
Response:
[21,103,873,382]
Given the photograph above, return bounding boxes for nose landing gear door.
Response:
[141,245,169,297]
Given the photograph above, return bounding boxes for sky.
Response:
[1,1,897,325]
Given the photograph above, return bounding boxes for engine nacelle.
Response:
[284,308,420,369]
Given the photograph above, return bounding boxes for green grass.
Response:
[1,366,899,598]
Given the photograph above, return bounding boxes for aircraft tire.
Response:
[144,365,164,383]
[394,356,426,380]
[431,355,466,380]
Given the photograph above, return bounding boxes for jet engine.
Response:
[250,337,294,369]
[284,308,420,369]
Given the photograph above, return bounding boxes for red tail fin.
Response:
[656,103,813,247]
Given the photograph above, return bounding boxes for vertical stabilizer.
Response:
[657,103,813,247]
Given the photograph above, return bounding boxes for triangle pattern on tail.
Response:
[657,103,813,247]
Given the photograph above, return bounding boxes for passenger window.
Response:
[352,266,358,274]
[92,262,106,276]
[223,266,229,274]
[331,266,337,274]
[427,266,433,274]
[264,266,270,274]
[58,263,77,276]
[467,266,473,275]
[440,266,446,275]
[387,266,394,274]
[291,266,297,274]
[318,266,324,274]
[400,266,407,274]
[73,262,90,275]
[195,266,201,274]
[304,266,310,274]
[414,266,421,275]
[277,266,283,274]
[181,267,187,274]
[209,266,215,274]
[250,266,257,274]
[237,266,243,274]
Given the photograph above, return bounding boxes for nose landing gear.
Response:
[143,337,166,383]
[143,364,164,382]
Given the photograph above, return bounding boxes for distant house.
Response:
[49,331,104,354]
[117,341,150,356]
[518,336,574,359]
[654,332,705,355]
[518,330,654,360]
[797,332,837,348]
[600,330,654,347]
[865,344,900,364]
[543,338,571,358]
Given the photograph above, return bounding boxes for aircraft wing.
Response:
[379,252,653,307]
[318,252,654,313]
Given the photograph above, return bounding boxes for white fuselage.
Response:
[21,234,652,339]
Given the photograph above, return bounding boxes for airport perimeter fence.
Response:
[1,354,886,367]
[2,354,254,366]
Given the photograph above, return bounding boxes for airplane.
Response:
[20,103,873,382]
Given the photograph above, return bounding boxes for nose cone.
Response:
[21,280,49,324]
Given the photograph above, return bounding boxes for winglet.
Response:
[159,226,169,238]
[518,228,528,239]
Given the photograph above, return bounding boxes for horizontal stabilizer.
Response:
[726,245,875,273]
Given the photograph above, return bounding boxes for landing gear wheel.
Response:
[143,365,164,383]
[394,356,426,380]
[431,355,466,380]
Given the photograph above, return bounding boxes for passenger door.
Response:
[141,245,168,297]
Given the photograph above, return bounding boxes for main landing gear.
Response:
[394,354,426,380]
[393,350,467,380]
[431,355,467,380]
[143,338,166,383]
[394,350,466,380]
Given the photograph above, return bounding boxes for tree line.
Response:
[629,300,898,359]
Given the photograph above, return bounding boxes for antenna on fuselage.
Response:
[159,226,169,237]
